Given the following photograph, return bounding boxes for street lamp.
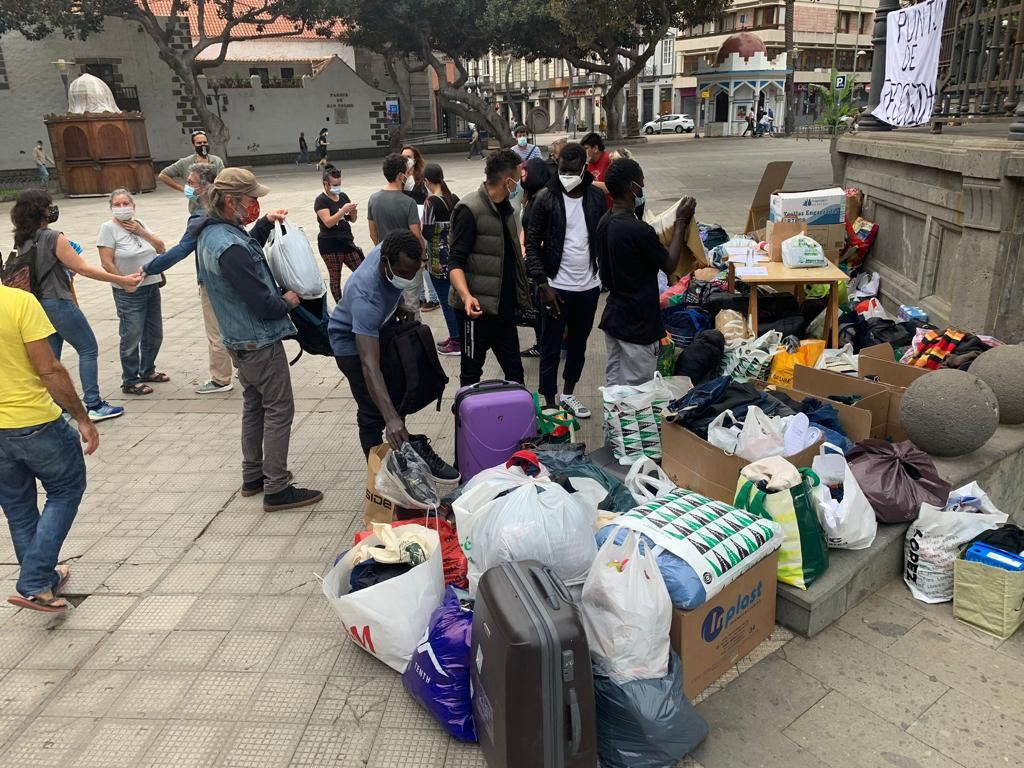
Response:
[52,59,75,100]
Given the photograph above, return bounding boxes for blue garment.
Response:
[0,418,86,597]
[196,218,295,351]
[143,208,204,281]
[112,284,163,386]
[430,273,460,340]
[39,298,101,408]
[328,245,403,357]
[595,525,707,610]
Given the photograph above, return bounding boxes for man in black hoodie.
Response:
[525,142,606,418]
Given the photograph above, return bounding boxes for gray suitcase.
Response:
[471,561,598,768]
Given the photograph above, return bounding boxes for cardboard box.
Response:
[766,220,845,262]
[744,161,793,234]
[793,365,892,440]
[857,343,931,442]
[954,556,1024,640]
[671,550,779,699]
[764,219,806,262]
[659,383,871,504]
[769,188,847,225]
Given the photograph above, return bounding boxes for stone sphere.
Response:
[900,369,999,456]
[969,345,1024,424]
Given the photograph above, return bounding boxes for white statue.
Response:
[67,73,121,114]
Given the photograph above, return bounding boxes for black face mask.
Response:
[47,205,60,223]
[196,145,210,157]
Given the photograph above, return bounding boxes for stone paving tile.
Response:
[269,632,344,675]
[233,536,295,563]
[248,674,327,723]
[263,563,322,596]
[81,536,149,563]
[833,591,923,651]
[309,675,393,728]
[888,619,1024,724]
[231,596,305,635]
[907,688,1024,768]
[138,721,233,768]
[331,635,399,678]
[0,628,49,667]
[108,670,200,719]
[0,668,69,714]
[382,681,448,732]
[82,631,167,670]
[178,595,248,631]
[209,563,273,595]
[780,625,948,729]
[207,631,286,673]
[179,535,243,563]
[41,669,135,718]
[55,595,140,631]
[153,561,226,594]
[443,741,488,768]
[146,630,227,670]
[119,595,197,631]
[784,691,962,768]
[288,723,377,768]
[219,723,306,768]
[97,562,173,594]
[18,630,106,670]
[57,562,120,595]
[367,727,450,768]
[178,671,262,720]
[997,627,1024,663]
[0,716,96,768]
[71,718,165,768]
[875,578,1006,650]
[0,714,26,751]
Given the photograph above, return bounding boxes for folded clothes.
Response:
[667,376,795,439]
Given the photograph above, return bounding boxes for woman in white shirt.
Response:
[98,189,168,395]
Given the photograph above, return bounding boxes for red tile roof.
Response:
[144,0,344,41]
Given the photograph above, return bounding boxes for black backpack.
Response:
[287,296,333,365]
[379,314,448,415]
[2,231,57,295]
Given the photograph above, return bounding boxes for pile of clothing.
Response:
[900,328,1001,370]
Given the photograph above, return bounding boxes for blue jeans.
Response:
[419,270,439,304]
[38,165,50,186]
[430,274,460,340]
[0,418,86,597]
[112,284,163,387]
[39,298,101,408]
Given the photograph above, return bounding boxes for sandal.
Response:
[7,594,71,614]
[141,372,170,383]
[54,564,70,593]
[121,383,154,395]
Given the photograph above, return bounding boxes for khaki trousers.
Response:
[199,285,233,386]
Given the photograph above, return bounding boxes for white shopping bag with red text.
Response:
[322,524,445,672]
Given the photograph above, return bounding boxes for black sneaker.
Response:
[263,485,323,512]
[240,472,294,497]
[409,435,461,482]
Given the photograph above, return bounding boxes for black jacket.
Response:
[525,172,606,286]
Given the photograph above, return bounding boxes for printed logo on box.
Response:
[701,580,765,642]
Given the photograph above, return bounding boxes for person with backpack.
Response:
[5,189,140,422]
[422,163,461,356]
[328,230,458,484]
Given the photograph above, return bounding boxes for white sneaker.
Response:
[559,394,591,419]
[196,380,233,394]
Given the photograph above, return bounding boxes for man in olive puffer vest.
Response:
[447,149,531,387]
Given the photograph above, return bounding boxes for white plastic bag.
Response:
[859,297,890,321]
[904,482,1007,603]
[453,461,598,595]
[707,409,744,455]
[735,406,785,461]
[810,443,877,550]
[322,524,445,672]
[582,530,671,683]
[781,234,827,268]
[624,457,677,504]
[601,374,691,465]
[265,220,326,299]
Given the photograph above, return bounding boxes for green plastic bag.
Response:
[733,457,828,590]
[533,392,578,444]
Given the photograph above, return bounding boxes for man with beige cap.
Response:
[195,168,322,512]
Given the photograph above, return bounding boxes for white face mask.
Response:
[112,207,134,221]
[559,172,584,193]
[403,175,415,192]
[329,185,342,195]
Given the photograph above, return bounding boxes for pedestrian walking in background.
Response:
[467,125,482,159]
[314,164,363,303]
[141,164,234,395]
[9,189,139,422]
[158,130,225,213]
[0,284,99,614]
[194,168,322,512]
[316,127,330,169]
[97,189,168,396]
[422,163,462,356]
[742,112,756,138]
[32,141,53,187]
[297,131,309,165]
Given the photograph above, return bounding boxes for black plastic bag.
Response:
[529,445,635,513]
[846,439,950,523]
[594,652,708,768]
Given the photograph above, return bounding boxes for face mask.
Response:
[559,171,583,193]
[183,184,197,200]
[112,207,134,221]
[403,175,415,192]
[329,185,342,195]
[631,183,646,213]
[240,199,260,225]
[195,145,210,158]
[508,179,522,201]
[384,259,415,291]
[47,205,60,223]
[517,136,528,147]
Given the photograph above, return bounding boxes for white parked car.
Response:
[643,114,695,134]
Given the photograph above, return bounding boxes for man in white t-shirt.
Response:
[524,142,607,418]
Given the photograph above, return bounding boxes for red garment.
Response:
[353,516,468,588]
[587,150,613,209]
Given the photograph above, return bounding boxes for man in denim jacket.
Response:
[196,169,322,512]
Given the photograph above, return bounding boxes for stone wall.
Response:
[838,133,1024,343]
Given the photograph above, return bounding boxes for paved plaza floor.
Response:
[1,135,1021,767]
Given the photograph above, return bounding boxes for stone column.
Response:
[858,0,901,132]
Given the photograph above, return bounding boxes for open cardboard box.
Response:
[660,382,871,504]
[671,550,779,699]
[792,364,892,440]
[858,343,932,442]
[744,160,793,234]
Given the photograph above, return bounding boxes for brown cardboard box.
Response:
[744,161,793,233]
[793,365,892,439]
[766,220,845,262]
[670,550,779,699]
[659,384,871,504]
[858,343,932,442]
[764,219,806,262]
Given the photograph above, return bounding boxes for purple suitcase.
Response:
[455,380,537,481]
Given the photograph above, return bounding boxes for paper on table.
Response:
[727,253,769,263]
[735,267,769,277]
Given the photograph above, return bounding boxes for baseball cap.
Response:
[213,168,270,197]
